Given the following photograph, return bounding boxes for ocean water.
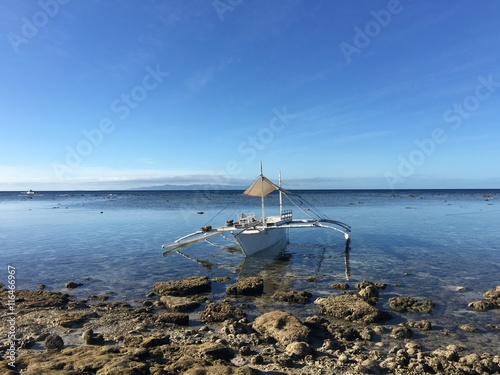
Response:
[1,189,499,351]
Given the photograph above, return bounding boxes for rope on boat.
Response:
[204,204,228,226]
[203,195,256,229]
[280,187,329,221]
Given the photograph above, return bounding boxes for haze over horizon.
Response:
[1,1,499,191]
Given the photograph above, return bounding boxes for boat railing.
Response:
[281,209,293,222]
[238,213,256,226]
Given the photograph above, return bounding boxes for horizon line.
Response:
[1,187,499,192]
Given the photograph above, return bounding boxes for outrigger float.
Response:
[162,163,351,257]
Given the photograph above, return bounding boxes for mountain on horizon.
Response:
[133,183,247,191]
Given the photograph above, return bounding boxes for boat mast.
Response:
[260,161,266,226]
[278,170,283,217]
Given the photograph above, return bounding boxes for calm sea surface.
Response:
[1,189,499,350]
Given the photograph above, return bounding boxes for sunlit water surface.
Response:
[1,190,499,352]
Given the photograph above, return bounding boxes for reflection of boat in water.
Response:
[244,249,351,308]
[162,163,350,257]
[174,242,295,297]
[344,248,351,281]
[237,242,294,295]
[170,240,352,315]
[312,244,351,281]
[172,239,351,290]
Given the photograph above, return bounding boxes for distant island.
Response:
[133,184,248,191]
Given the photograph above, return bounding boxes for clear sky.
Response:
[1,0,499,190]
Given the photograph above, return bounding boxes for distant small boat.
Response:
[26,189,36,195]
[162,163,351,257]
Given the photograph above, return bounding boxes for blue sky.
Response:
[1,0,499,190]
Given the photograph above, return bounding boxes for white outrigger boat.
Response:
[162,164,351,257]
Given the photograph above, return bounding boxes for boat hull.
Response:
[234,227,288,257]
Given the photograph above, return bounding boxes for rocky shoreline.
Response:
[1,277,499,374]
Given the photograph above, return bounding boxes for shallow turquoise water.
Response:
[1,190,499,351]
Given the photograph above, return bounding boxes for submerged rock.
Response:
[19,336,36,349]
[356,280,380,305]
[285,341,313,358]
[4,290,72,310]
[152,276,211,296]
[317,293,391,324]
[82,329,105,345]
[459,324,478,333]
[44,334,64,350]
[139,335,170,348]
[407,319,432,331]
[200,301,246,323]
[483,285,500,306]
[272,289,312,304]
[197,342,234,361]
[390,325,413,340]
[327,323,373,342]
[331,282,349,290]
[468,285,500,311]
[57,311,98,328]
[253,310,310,346]
[213,276,231,282]
[273,353,294,367]
[221,319,252,335]
[66,281,83,290]
[431,344,461,362]
[87,294,109,301]
[226,277,264,296]
[155,312,189,326]
[468,300,497,311]
[160,295,200,312]
[389,296,434,313]
[162,342,239,374]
